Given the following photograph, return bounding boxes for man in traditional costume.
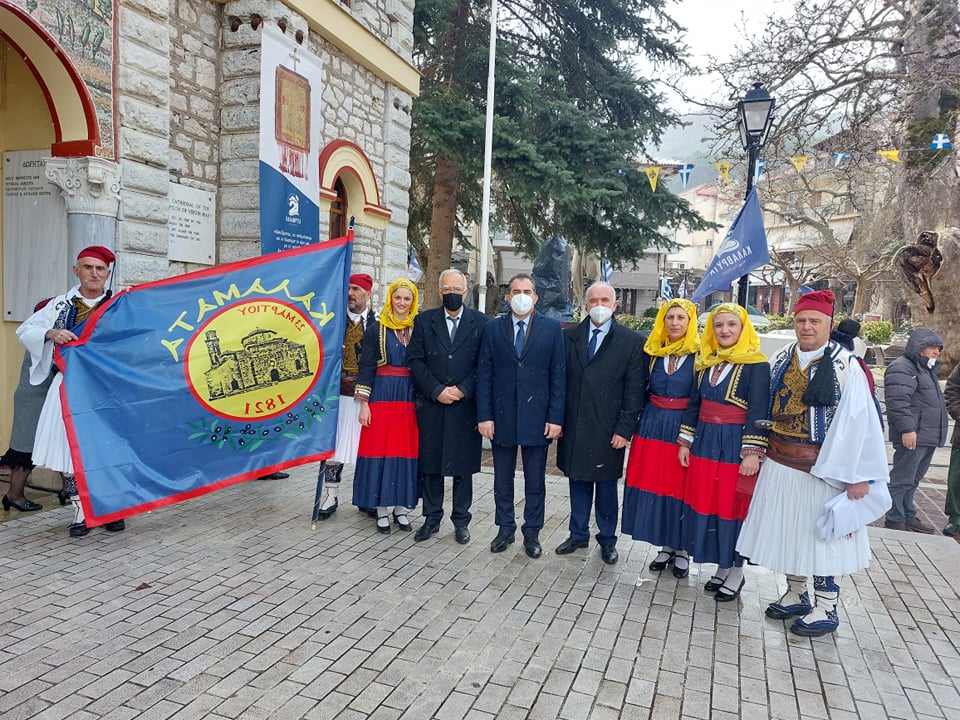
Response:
[737,290,889,637]
[313,273,375,520]
[16,246,125,537]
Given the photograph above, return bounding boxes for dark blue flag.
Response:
[691,189,769,303]
[57,232,353,525]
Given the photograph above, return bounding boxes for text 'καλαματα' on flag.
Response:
[691,188,769,303]
[56,231,354,526]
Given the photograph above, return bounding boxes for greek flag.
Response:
[832,152,851,167]
[930,133,952,150]
[678,279,687,298]
[407,251,423,282]
[660,277,673,300]
[601,258,613,283]
[754,158,767,184]
[677,163,694,189]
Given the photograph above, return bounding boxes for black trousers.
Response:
[420,473,473,528]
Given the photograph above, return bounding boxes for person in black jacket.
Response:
[884,327,948,533]
[407,269,487,544]
[555,283,646,565]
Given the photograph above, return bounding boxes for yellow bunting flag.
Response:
[645,166,661,192]
[714,161,731,183]
[877,149,901,163]
[788,156,809,173]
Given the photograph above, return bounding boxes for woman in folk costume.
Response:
[621,298,700,579]
[678,304,769,601]
[352,278,420,534]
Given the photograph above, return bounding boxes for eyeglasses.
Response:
[440,286,466,293]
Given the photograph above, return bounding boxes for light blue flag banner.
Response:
[57,233,353,526]
[692,188,769,303]
[660,277,673,300]
[677,163,694,189]
[259,24,322,254]
[678,279,687,298]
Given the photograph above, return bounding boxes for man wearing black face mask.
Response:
[407,269,488,543]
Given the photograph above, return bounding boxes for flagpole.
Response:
[477,0,498,313]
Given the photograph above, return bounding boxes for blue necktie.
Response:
[587,328,601,360]
[515,320,525,357]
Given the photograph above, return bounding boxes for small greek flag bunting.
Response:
[832,152,851,167]
[930,133,952,150]
[677,163,694,189]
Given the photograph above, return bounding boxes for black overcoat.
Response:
[556,319,647,482]
[407,306,487,475]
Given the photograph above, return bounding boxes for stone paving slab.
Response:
[1,461,959,719]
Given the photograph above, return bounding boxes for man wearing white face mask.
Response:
[883,327,948,533]
[555,282,646,564]
[477,273,566,558]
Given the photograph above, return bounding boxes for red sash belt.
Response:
[698,399,746,425]
[376,366,411,377]
[650,394,690,410]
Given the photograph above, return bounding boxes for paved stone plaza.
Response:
[1,457,958,720]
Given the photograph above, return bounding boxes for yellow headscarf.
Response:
[644,298,700,358]
[378,278,419,330]
[695,303,767,370]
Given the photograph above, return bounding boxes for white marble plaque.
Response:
[3,150,68,322]
[168,182,216,265]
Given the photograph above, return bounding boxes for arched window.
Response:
[329,177,347,239]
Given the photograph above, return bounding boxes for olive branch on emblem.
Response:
[187,385,339,452]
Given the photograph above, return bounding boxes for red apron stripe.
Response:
[682,455,752,520]
[625,437,685,498]
[358,401,419,458]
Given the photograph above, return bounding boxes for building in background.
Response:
[0,0,417,443]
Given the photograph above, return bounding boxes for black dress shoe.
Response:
[393,512,413,532]
[704,575,725,592]
[490,532,515,553]
[2,495,42,512]
[555,537,590,555]
[258,471,290,480]
[376,518,391,534]
[523,536,542,559]
[414,524,439,542]
[455,526,471,544]
[672,555,690,579]
[69,521,89,538]
[600,546,619,565]
[104,519,125,532]
[649,550,676,572]
[715,577,745,602]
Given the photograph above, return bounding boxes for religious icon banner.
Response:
[259,23,322,254]
[57,232,353,525]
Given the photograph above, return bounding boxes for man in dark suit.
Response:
[477,273,566,558]
[407,269,487,544]
[555,282,646,565]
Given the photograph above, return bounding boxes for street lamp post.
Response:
[735,82,775,307]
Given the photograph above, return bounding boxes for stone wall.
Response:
[112,0,412,296]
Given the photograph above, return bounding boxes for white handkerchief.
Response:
[816,482,892,541]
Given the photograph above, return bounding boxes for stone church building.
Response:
[0,0,417,443]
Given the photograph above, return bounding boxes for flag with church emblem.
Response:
[55,233,353,526]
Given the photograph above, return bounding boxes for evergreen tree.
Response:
[410,0,711,305]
